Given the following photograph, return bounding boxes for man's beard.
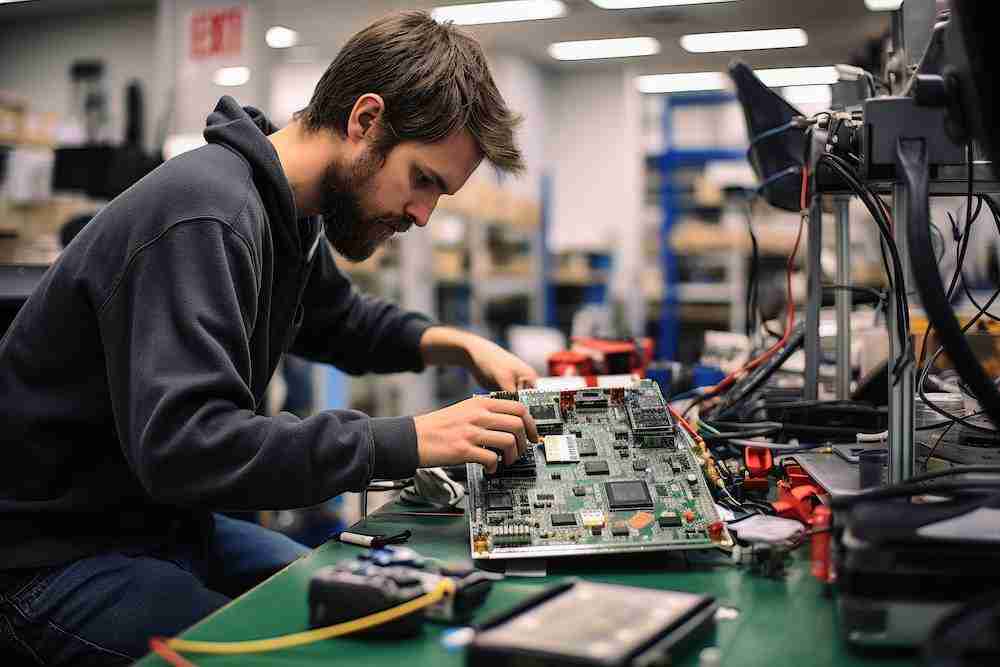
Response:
[319,149,413,263]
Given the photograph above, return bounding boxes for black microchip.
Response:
[578,440,598,457]
[530,404,559,421]
[591,526,602,536]
[611,524,630,536]
[487,492,513,510]
[551,473,561,480]
[584,460,610,475]
[658,513,682,528]
[604,480,654,510]
[573,486,587,496]
[551,513,577,527]
[655,484,669,496]
[619,450,630,459]
[633,459,648,471]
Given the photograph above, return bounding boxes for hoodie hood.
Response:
[204,96,304,256]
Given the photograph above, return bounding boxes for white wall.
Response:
[0,7,157,150]
[546,68,643,253]
[487,53,548,201]
[155,0,273,138]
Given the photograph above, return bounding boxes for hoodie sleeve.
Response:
[289,238,437,375]
[97,219,418,510]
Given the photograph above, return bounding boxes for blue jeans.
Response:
[0,514,308,665]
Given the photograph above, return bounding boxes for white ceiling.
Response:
[1,0,891,75]
[447,0,891,74]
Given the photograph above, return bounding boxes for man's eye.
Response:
[416,172,433,188]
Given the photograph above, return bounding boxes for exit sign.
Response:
[190,6,243,59]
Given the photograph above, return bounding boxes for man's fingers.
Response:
[478,412,528,457]
[477,430,519,465]
[466,445,501,473]
[484,398,540,444]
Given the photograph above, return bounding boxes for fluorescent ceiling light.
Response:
[591,0,739,8]
[864,0,902,10]
[636,71,727,93]
[636,65,838,93]
[0,1,40,4]
[266,26,299,49]
[431,0,566,25]
[781,84,832,107]
[213,66,251,87]
[680,28,807,53]
[549,36,660,61]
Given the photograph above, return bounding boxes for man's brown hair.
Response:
[297,10,524,175]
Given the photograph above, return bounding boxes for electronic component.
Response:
[575,389,609,409]
[605,480,654,510]
[486,493,513,511]
[658,512,682,528]
[584,460,610,475]
[551,513,577,527]
[543,434,580,463]
[468,581,717,667]
[529,400,564,436]
[467,381,728,560]
[310,546,498,634]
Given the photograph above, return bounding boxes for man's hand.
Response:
[419,326,538,391]
[413,396,540,474]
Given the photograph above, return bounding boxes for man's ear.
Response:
[346,93,386,144]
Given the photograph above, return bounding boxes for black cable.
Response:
[917,285,1000,434]
[901,137,1000,429]
[744,200,760,338]
[828,480,1000,509]
[906,464,1000,485]
[960,275,1000,322]
[817,153,912,380]
[917,193,982,369]
[824,284,888,305]
[923,420,958,468]
[702,426,782,442]
[704,420,784,431]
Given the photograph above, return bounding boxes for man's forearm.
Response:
[418,325,477,368]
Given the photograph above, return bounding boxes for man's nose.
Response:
[405,197,438,228]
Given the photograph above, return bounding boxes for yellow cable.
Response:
[166,579,456,655]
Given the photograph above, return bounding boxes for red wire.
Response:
[149,638,198,667]
[669,405,703,444]
[695,165,809,406]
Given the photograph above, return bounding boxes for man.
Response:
[0,11,539,664]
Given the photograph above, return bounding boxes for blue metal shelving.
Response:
[653,92,746,360]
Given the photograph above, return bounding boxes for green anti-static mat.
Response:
[137,501,916,667]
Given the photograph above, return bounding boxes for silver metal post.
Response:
[835,197,852,399]
[804,195,823,401]
[889,184,915,482]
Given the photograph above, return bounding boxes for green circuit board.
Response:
[467,380,731,560]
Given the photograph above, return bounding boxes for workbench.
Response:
[138,500,915,666]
